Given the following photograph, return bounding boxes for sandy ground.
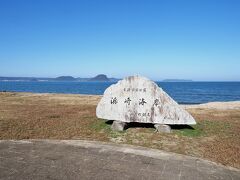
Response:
[0,92,239,169]
[183,101,240,110]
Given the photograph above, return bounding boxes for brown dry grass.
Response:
[0,92,239,169]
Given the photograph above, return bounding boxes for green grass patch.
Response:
[174,127,203,137]
[89,119,111,132]
[173,123,205,137]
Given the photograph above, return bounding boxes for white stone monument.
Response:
[96,76,196,132]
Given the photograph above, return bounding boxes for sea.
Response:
[0,81,240,104]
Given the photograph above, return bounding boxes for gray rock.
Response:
[154,124,171,133]
[96,76,196,125]
[111,121,126,131]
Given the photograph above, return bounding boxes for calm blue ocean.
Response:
[0,81,240,104]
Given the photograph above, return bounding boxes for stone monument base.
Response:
[111,121,171,133]
[154,124,171,133]
[111,121,126,131]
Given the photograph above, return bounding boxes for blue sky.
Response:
[0,0,239,81]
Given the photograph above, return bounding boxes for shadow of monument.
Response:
[105,120,194,131]
[170,125,194,130]
[106,120,114,125]
[126,122,155,130]
[105,121,155,130]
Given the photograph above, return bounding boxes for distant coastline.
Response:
[0,74,120,82]
[0,75,194,82]
[162,79,193,82]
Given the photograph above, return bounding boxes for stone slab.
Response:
[111,121,126,131]
[154,124,171,133]
[97,76,196,124]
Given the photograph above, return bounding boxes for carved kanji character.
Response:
[139,98,147,105]
[111,97,118,104]
[124,97,131,105]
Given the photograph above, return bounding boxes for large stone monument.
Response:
[96,76,196,132]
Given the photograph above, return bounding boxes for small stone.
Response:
[111,121,126,131]
[154,124,171,133]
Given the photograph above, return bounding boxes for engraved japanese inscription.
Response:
[96,76,196,125]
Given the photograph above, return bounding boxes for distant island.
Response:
[162,79,193,82]
[0,74,120,82]
[89,74,109,81]
[55,76,76,81]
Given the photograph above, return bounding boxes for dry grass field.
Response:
[0,92,239,169]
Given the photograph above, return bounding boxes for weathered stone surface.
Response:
[111,121,126,131]
[154,124,171,133]
[96,76,196,125]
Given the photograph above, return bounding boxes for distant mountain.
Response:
[89,74,109,81]
[162,79,193,82]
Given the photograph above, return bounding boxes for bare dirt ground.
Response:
[0,92,239,169]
